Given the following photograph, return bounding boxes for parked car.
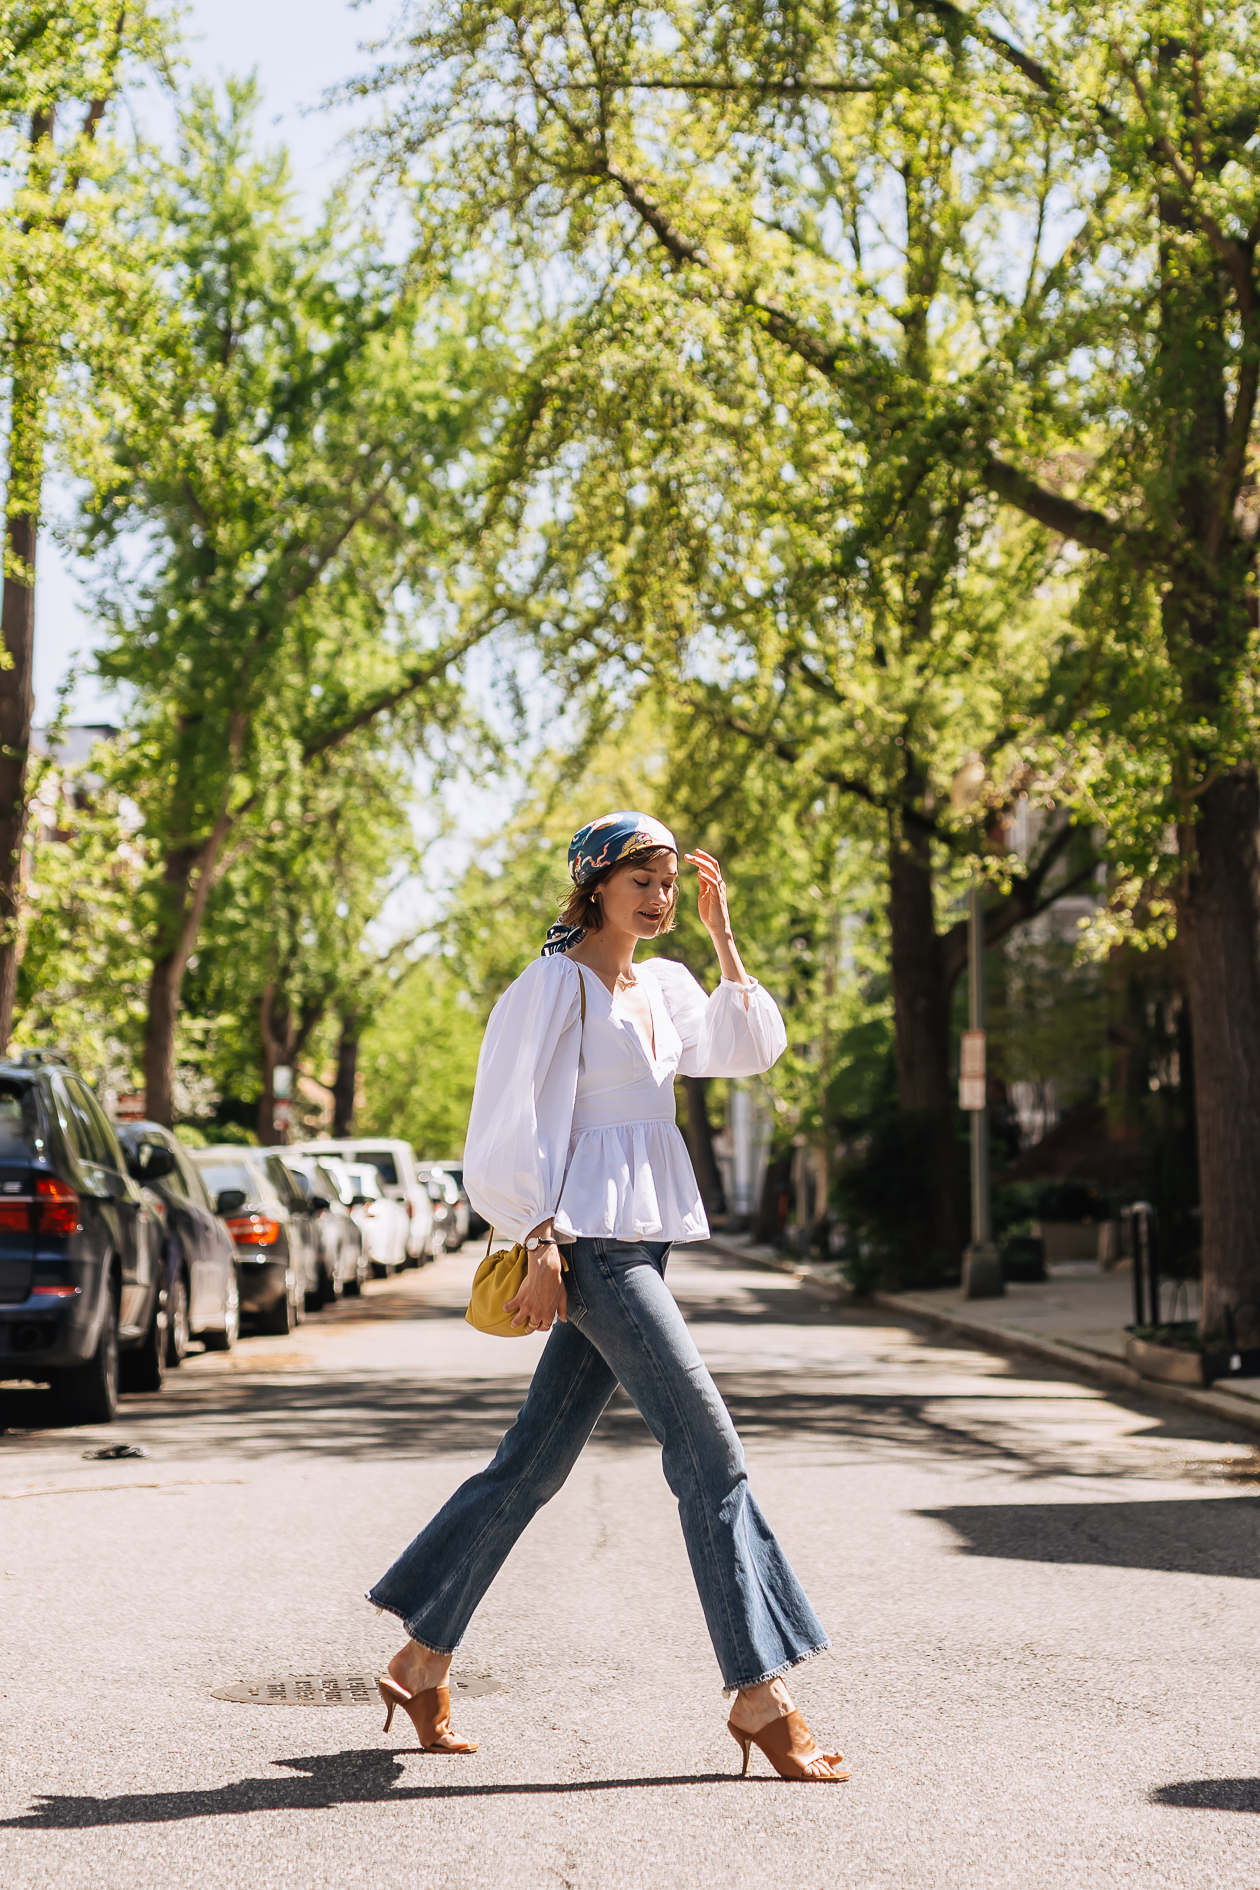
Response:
[297,1138,437,1263]
[0,1052,164,1424]
[115,1121,240,1360]
[338,1161,409,1275]
[280,1151,367,1299]
[415,1162,469,1251]
[442,1165,487,1241]
[190,1147,316,1333]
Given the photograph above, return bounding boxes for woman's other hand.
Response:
[505,1243,568,1332]
[685,849,732,941]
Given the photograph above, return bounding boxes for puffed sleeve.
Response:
[648,958,787,1079]
[462,957,584,1242]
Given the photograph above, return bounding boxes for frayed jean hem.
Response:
[725,1638,831,1694]
[364,1590,459,1660]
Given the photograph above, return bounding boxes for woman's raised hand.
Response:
[684,849,731,941]
[684,849,754,989]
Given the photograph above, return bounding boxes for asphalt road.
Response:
[2,1245,1259,1890]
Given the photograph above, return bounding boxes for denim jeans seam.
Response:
[401,1339,604,1638]
[599,1246,747,1675]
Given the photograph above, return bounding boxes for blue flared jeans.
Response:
[368,1237,829,1690]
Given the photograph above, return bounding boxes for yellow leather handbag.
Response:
[464,968,585,1337]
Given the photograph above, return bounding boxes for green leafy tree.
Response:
[82,81,510,1125]
[0,1,169,1046]
[356,1,1110,1263]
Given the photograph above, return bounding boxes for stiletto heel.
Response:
[378,1675,478,1754]
[727,1711,850,1782]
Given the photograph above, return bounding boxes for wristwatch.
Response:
[525,1235,552,1252]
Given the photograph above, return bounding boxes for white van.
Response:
[294,1138,437,1263]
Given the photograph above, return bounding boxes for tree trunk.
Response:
[1175,768,1260,1343]
[333,1011,359,1137]
[143,951,184,1128]
[0,448,44,1051]
[887,831,966,1262]
[681,1074,727,1218]
[257,983,286,1146]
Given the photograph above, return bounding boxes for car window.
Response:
[56,1076,109,1165]
[314,1164,341,1203]
[77,1086,127,1172]
[176,1148,214,1208]
[348,1166,381,1199]
[196,1160,256,1203]
[263,1155,302,1208]
[354,1149,398,1187]
[0,1080,40,1160]
[47,1076,87,1163]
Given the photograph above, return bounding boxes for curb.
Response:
[702,1235,1260,1442]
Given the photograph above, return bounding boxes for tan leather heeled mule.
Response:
[728,1709,850,1781]
[379,1675,479,1753]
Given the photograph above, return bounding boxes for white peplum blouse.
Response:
[462,954,787,1245]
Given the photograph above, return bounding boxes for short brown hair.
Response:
[558,845,678,936]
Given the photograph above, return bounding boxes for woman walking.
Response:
[369,811,847,1781]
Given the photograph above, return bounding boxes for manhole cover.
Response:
[210,1671,506,1705]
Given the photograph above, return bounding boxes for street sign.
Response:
[116,1091,146,1122]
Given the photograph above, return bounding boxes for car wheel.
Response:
[344,1245,365,1296]
[257,1281,292,1336]
[202,1266,239,1352]
[291,1265,304,1325]
[165,1269,190,1367]
[120,1288,165,1394]
[304,1265,325,1315]
[51,1290,119,1426]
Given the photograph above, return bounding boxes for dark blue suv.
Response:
[0,1053,159,1425]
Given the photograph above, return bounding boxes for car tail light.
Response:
[225,1214,280,1247]
[405,1197,413,1219]
[33,1284,79,1297]
[0,1197,29,1233]
[37,1178,81,1238]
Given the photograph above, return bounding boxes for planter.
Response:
[1125,1334,1208,1386]
[1001,1234,1047,1284]
[1125,1333,1260,1388]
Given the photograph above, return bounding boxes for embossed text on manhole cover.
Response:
[210,1670,506,1705]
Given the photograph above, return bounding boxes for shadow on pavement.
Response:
[5,1361,1255,1482]
[0,1750,745,1826]
[922,1497,1260,1578]
[1151,1778,1260,1811]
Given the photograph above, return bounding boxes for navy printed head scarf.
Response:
[541,811,678,956]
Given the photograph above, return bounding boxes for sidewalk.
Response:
[703,1231,1260,1439]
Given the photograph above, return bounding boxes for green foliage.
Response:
[12,757,150,1092]
[358,959,484,1157]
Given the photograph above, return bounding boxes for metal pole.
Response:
[961,881,1003,1297]
[968,884,991,1246]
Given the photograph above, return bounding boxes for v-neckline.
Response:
[588,962,657,1065]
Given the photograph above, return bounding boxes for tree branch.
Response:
[982,454,1142,559]
[939,821,1094,990]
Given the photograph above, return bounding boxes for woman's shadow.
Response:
[2,1750,738,1827]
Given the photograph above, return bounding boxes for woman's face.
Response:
[596,852,678,938]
